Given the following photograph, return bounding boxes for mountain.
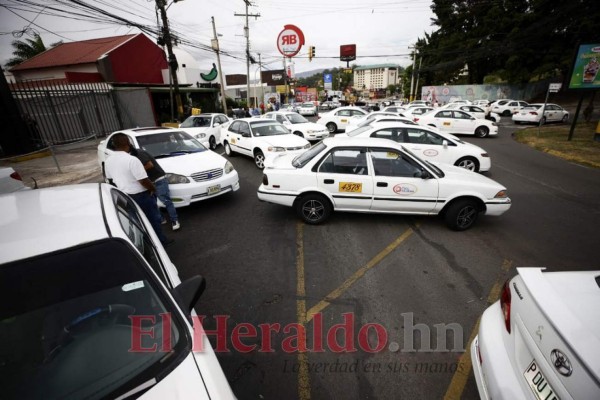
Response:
[294,69,326,79]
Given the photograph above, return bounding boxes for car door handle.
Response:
[377,182,388,187]
[324,179,334,184]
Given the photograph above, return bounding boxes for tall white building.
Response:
[354,64,401,91]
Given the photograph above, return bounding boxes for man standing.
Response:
[132,147,180,231]
[105,133,171,245]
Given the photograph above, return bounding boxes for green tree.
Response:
[5,33,48,67]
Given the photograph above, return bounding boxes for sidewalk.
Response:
[0,138,102,188]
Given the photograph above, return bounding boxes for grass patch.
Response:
[513,122,600,169]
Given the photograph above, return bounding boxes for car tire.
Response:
[444,199,479,231]
[224,141,235,156]
[295,193,332,225]
[474,126,489,138]
[254,150,265,169]
[562,115,568,123]
[326,122,337,133]
[293,131,304,138]
[209,136,217,150]
[455,157,479,172]
[540,117,546,125]
[502,110,511,117]
[101,162,109,183]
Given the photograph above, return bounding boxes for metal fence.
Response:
[9,80,154,147]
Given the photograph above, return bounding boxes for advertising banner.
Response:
[324,73,333,90]
[568,44,600,89]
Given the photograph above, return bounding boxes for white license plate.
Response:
[523,360,560,400]
[207,185,221,195]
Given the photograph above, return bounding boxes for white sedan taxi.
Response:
[472,268,600,400]
[417,109,498,138]
[97,127,240,207]
[298,102,318,116]
[0,184,236,400]
[492,100,529,116]
[340,122,491,172]
[444,104,501,122]
[316,106,368,133]
[220,118,310,169]
[345,111,405,133]
[512,103,569,125]
[262,111,329,141]
[257,137,511,230]
[178,113,230,150]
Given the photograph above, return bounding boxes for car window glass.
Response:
[407,128,445,145]
[239,122,251,135]
[179,117,195,128]
[111,189,169,285]
[318,148,369,175]
[453,111,471,119]
[352,110,366,116]
[437,110,453,118]
[276,115,286,123]
[229,121,240,133]
[370,149,422,177]
[337,110,351,117]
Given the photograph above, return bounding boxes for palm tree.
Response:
[5,33,47,67]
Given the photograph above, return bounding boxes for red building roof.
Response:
[10,34,137,71]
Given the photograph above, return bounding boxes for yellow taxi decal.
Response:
[339,182,362,193]
[443,122,451,126]
[340,119,348,123]
[231,138,236,144]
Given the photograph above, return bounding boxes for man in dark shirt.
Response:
[131,148,180,231]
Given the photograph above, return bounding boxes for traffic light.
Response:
[308,46,315,62]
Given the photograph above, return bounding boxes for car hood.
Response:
[438,163,505,192]
[264,153,298,170]
[259,134,309,148]
[154,150,227,176]
[178,127,209,134]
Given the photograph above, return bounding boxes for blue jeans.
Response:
[130,191,168,244]
[155,178,178,223]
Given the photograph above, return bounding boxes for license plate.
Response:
[523,361,560,400]
[207,185,221,195]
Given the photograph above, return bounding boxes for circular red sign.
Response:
[276,24,305,58]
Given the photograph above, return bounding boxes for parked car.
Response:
[512,103,569,125]
[257,137,511,230]
[444,104,500,122]
[97,127,240,207]
[0,167,31,193]
[492,100,529,116]
[344,111,405,132]
[474,99,490,107]
[409,100,432,107]
[298,102,318,116]
[417,109,499,138]
[178,113,230,150]
[471,267,600,400]
[402,106,435,120]
[0,184,236,400]
[261,111,329,141]
[316,106,368,133]
[339,122,491,172]
[346,115,418,133]
[220,118,310,169]
[382,105,407,114]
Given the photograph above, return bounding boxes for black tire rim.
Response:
[456,205,477,229]
[301,199,325,222]
[326,123,336,133]
[255,152,265,168]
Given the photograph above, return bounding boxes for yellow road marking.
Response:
[296,223,311,400]
[443,259,513,400]
[305,227,415,322]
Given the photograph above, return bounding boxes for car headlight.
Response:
[494,190,508,198]
[481,153,489,158]
[267,146,285,152]
[307,130,316,133]
[165,173,190,184]
[224,161,234,174]
[303,143,311,149]
[195,133,206,139]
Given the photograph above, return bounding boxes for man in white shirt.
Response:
[105,133,171,246]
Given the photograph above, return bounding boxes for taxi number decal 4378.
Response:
[339,182,362,192]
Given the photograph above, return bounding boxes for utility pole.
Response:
[258,53,264,108]
[409,45,417,102]
[235,1,260,108]
[414,56,423,101]
[211,16,228,114]
[156,0,183,121]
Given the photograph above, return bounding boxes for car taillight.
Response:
[10,171,23,181]
[262,174,269,185]
[530,112,538,115]
[500,279,512,334]
[414,118,419,122]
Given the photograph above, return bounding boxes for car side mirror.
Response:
[470,117,476,120]
[173,275,206,316]
[417,169,431,179]
[242,132,251,138]
[213,122,221,127]
[442,140,448,149]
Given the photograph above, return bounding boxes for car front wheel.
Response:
[326,122,337,133]
[444,199,479,231]
[474,126,489,138]
[224,141,235,156]
[209,136,217,150]
[562,115,568,123]
[295,194,332,224]
[455,157,479,172]
[254,150,265,169]
[293,131,304,138]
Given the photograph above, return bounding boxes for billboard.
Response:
[569,44,600,90]
[340,44,356,62]
[324,73,333,90]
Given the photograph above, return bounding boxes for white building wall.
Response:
[12,64,98,82]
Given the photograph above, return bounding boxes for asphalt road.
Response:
[87,117,600,399]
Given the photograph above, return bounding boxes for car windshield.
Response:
[250,121,290,136]
[286,113,308,124]
[302,103,314,107]
[293,141,326,168]
[347,125,374,137]
[137,130,206,158]
[180,116,210,128]
[0,239,188,400]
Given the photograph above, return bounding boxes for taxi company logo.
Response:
[422,149,438,157]
[550,349,572,377]
[393,184,417,195]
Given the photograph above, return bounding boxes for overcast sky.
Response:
[0,0,436,77]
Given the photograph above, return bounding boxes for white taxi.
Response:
[257,137,511,230]
[298,102,318,116]
[417,109,499,138]
[97,127,240,207]
[0,184,236,400]
[316,106,368,133]
[261,111,329,141]
[220,118,310,169]
[492,100,529,116]
[339,122,491,172]
[512,103,569,125]
[178,113,230,150]
[472,268,600,400]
